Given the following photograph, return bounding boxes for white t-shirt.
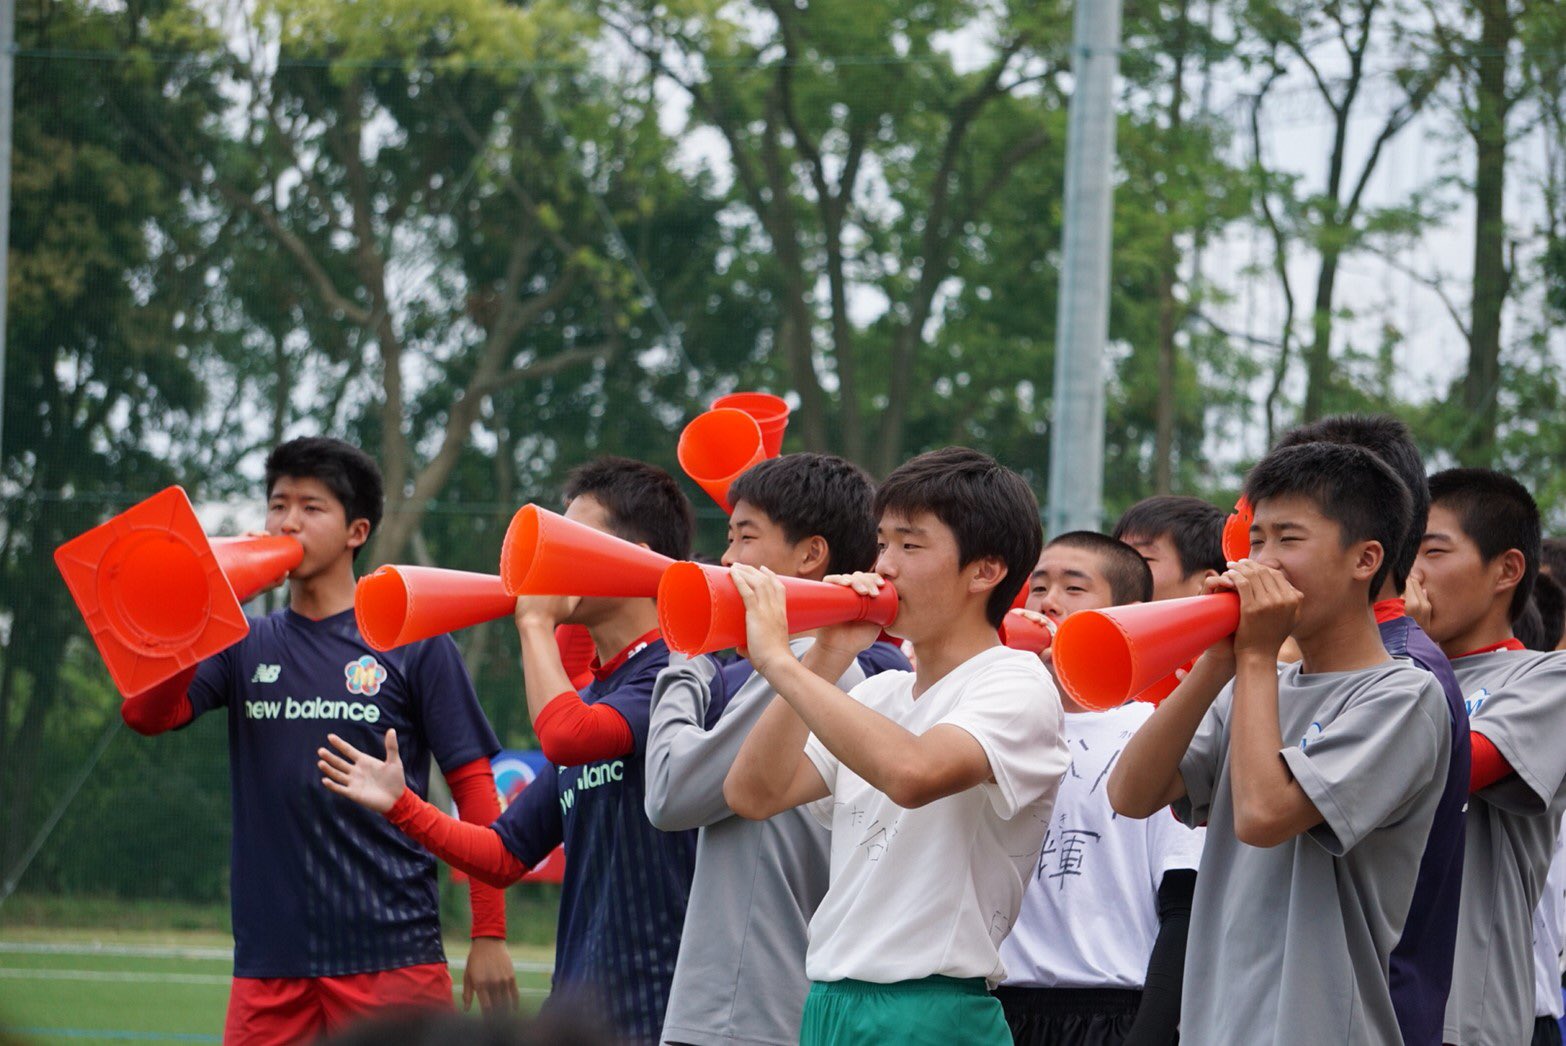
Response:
[1534,817,1566,1019]
[802,645,1068,987]
[999,702,1205,989]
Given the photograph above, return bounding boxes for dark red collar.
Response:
[590,628,662,682]
[1373,598,1406,625]
[1456,637,1526,659]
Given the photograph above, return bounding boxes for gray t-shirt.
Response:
[645,640,866,1046]
[1174,659,1450,1045]
[1445,648,1566,1046]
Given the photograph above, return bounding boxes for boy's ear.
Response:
[1493,548,1527,596]
[1350,540,1384,584]
[968,556,1007,594]
[798,535,830,576]
[347,518,371,551]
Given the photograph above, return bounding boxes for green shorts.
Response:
[799,976,1010,1045]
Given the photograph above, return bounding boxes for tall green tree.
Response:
[0,0,227,875]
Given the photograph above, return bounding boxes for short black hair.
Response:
[1111,496,1226,578]
[264,437,384,559]
[563,456,694,562]
[1242,442,1412,604]
[1529,572,1565,651]
[874,447,1042,628]
[1274,414,1429,591]
[1428,468,1541,622]
[1542,537,1566,580]
[728,453,879,575]
[1047,531,1155,604]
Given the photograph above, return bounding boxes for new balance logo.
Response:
[252,664,282,684]
[244,697,381,723]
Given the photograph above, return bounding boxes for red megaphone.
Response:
[678,408,768,513]
[711,392,791,457]
[1222,496,1253,563]
[355,566,517,651]
[658,562,899,656]
[54,486,303,696]
[1052,592,1240,711]
[999,609,1054,654]
[500,504,675,597]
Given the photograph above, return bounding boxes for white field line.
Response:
[0,941,553,974]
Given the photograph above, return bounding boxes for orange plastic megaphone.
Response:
[1135,660,1195,706]
[1222,496,1253,562]
[53,486,303,696]
[500,504,675,597]
[355,566,517,651]
[711,392,791,457]
[658,562,899,656]
[1052,592,1240,711]
[999,609,1054,654]
[678,408,768,513]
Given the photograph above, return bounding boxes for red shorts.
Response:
[223,963,453,1045]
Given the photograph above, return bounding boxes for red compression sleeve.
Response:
[387,790,527,890]
[120,665,197,736]
[532,690,634,766]
[1471,732,1514,793]
[447,758,508,939]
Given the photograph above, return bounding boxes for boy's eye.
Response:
[1066,586,1085,594]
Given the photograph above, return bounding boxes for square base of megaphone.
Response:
[54,485,250,697]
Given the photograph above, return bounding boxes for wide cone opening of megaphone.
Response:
[658,561,721,656]
[679,409,766,498]
[712,392,790,456]
[99,530,212,654]
[1052,612,1135,712]
[503,506,544,593]
[356,567,410,651]
[1222,497,1253,562]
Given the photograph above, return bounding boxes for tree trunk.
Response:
[1302,252,1341,422]
[1462,0,1512,466]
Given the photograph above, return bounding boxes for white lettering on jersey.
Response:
[244,697,381,723]
[558,759,624,815]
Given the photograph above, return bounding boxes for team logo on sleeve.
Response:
[344,655,387,697]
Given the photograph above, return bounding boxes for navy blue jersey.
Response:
[188,607,499,978]
[493,639,696,1045]
[1382,612,1471,1045]
[857,639,913,678]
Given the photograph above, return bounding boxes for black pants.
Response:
[995,987,1143,1046]
[1535,1015,1564,1046]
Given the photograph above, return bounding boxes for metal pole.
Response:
[1045,0,1123,537]
[0,0,13,466]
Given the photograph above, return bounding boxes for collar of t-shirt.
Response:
[1373,597,1406,625]
[284,606,357,629]
[590,628,662,682]
[1456,637,1526,658]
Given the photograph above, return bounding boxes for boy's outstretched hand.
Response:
[1215,560,1302,660]
[318,730,407,814]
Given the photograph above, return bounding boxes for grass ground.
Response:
[0,894,558,1046]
